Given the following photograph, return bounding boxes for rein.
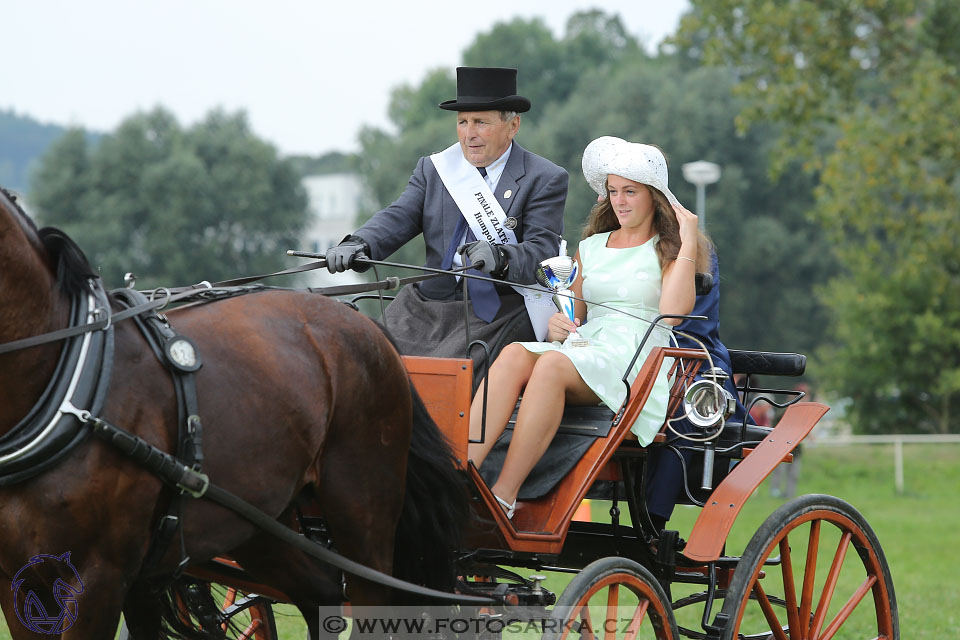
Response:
[0,262,443,357]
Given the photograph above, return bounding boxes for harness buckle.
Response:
[60,401,92,423]
[92,306,112,331]
[178,469,210,499]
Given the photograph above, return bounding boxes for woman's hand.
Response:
[673,203,699,254]
[546,312,580,343]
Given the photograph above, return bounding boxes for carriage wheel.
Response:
[118,582,279,640]
[543,557,678,640]
[716,494,898,640]
[177,582,279,640]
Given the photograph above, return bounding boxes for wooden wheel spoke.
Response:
[222,587,239,631]
[604,584,620,640]
[778,535,802,640]
[818,575,878,640]
[579,603,597,640]
[623,599,650,639]
[809,531,852,639]
[752,581,789,640]
[237,618,261,640]
[799,519,821,634]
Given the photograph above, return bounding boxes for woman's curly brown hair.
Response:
[581,181,713,273]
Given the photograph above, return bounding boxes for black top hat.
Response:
[438,67,531,113]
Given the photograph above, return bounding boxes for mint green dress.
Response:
[519,232,672,445]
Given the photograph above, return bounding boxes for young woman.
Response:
[467,136,713,518]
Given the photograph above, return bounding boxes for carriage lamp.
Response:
[682,367,736,430]
[683,367,737,491]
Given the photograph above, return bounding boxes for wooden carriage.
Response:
[189,343,897,640]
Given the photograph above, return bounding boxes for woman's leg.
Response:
[491,351,599,505]
[468,344,539,468]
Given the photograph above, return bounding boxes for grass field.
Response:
[2,443,957,638]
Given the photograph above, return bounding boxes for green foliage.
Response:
[676,0,921,174]
[814,55,960,434]
[30,107,308,288]
[462,13,641,113]
[388,68,456,131]
[678,1,960,433]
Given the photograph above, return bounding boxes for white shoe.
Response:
[494,494,515,520]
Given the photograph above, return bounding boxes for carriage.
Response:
[0,187,897,639]
[147,278,896,639]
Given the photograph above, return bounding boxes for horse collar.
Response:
[0,281,115,485]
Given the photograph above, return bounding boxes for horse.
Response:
[0,187,466,638]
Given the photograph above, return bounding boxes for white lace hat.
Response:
[581,136,680,206]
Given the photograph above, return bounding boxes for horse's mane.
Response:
[37,227,99,297]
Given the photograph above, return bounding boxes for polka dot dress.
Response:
[519,232,672,445]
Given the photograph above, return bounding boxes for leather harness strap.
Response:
[111,288,206,578]
[71,410,492,604]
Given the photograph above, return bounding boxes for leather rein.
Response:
[0,259,439,356]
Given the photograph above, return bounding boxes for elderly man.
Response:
[327,67,568,373]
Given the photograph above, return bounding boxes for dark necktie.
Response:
[439,167,501,322]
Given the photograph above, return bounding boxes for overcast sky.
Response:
[5,1,690,156]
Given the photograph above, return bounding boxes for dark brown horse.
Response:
[0,187,465,638]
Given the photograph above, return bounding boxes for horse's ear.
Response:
[11,579,22,592]
[58,551,72,563]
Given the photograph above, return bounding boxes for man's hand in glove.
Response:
[325,236,370,273]
[460,241,508,278]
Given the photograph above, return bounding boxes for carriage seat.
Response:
[728,349,806,377]
[478,404,616,500]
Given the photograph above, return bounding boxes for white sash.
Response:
[430,143,555,340]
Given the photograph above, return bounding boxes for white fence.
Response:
[810,434,960,494]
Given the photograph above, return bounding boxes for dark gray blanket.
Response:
[478,430,595,500]
[383,284,534,385]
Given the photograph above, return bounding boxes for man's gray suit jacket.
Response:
[355,142,568,294]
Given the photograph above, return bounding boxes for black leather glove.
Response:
[460,241,508,278]
[325,235,370,273]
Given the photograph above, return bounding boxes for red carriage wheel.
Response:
[543,557,678,639]
[716,494,898,640]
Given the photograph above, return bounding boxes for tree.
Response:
[462,12,641,118]
[677,1,960,433]
[30,107,308,288]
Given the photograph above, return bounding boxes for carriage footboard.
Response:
[681,401,829,563]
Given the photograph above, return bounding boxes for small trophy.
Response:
[536,256,589,348]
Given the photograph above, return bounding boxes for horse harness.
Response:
[0,281,114,485]
[0,275,491,604]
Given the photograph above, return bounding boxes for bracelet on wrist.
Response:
[677,256,696,264]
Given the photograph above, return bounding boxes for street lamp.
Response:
[682,160,721,229]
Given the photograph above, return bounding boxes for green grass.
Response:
[3,443,956,638]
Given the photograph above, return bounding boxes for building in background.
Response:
[301,172,371,286]
[302,173,370,254]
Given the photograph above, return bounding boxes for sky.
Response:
[4,1,690,157]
